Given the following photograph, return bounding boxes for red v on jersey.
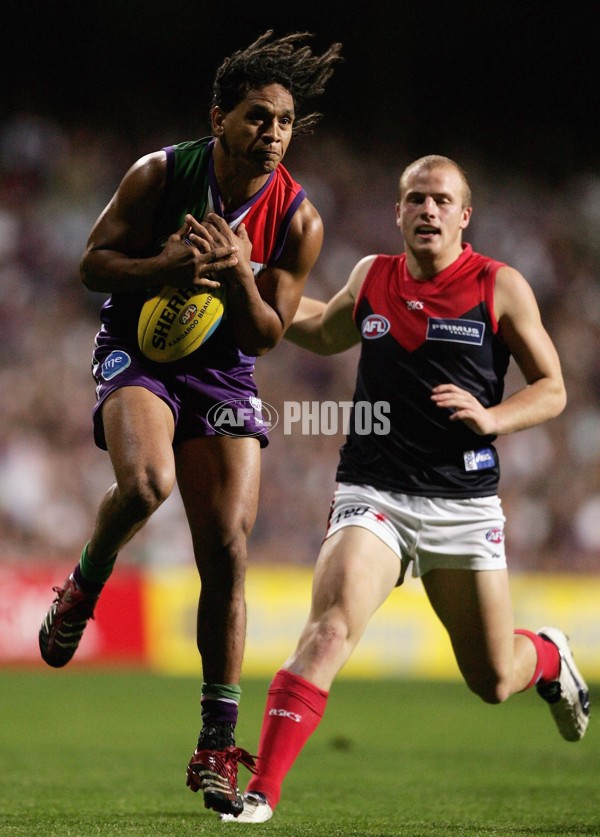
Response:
[207,149,307,270]
[355,244,503,353]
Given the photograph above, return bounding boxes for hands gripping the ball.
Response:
[162,214,238,289]
[162,213,252,290]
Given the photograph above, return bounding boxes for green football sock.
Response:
[79,542,117,585]
[201,683,242,703]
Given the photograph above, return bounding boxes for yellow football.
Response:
[137,284,225,363]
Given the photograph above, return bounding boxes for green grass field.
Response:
[1,671,598,836]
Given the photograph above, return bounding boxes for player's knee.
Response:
[119,467,174,519]
[466,673,512,704]
[220,536,249,579]
[195,530,249,587]
[314,614,351,656]
[192,512,252,568]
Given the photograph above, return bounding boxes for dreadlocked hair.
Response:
[211,30,343,135]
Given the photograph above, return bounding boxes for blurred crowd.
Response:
[1,112,599,573]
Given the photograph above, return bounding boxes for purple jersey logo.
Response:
[101,351,131,381]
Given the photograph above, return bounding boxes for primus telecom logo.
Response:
[207,398,391,437]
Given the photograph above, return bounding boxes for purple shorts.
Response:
[91,336,269,450]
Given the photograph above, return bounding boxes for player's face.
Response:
[212,84,295,175]
[396,165,472,269]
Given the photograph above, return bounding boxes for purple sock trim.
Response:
[72,564,104,595]
[201,698,239,726]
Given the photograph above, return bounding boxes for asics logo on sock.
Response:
[268,708,302,722]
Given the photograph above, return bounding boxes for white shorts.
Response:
[325,483,507,582]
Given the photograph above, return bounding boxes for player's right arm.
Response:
[80,152,238,294]
[284,255,375,355]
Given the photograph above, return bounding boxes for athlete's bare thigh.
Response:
[102,385,176,484]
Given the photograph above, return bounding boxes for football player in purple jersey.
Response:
[38,31,342,818]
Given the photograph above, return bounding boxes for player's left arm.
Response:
[431,265,566,435]
[192,200,323,356]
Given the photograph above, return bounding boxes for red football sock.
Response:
[514,629,560,689]
[246,669,328,809]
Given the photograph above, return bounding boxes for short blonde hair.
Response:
[398,155,472,208]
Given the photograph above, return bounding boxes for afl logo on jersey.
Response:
[361,314,390,339]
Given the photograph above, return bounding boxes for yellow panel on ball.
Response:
[137,284,225,363]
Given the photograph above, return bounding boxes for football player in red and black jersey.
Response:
[228,155,590,824]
